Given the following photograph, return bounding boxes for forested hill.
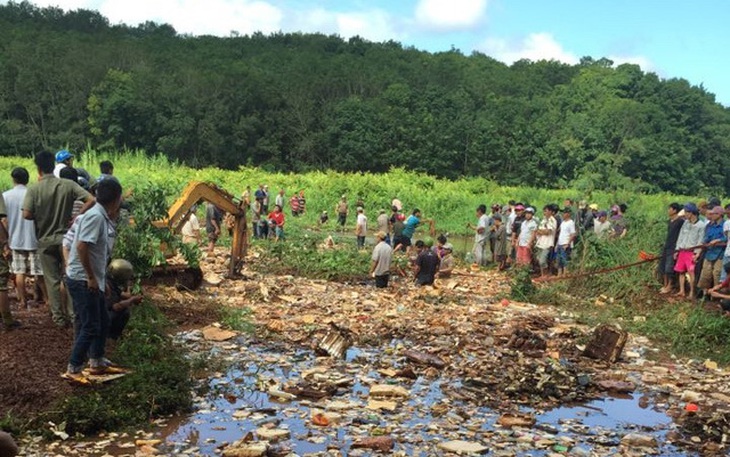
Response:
[1,2,729,195]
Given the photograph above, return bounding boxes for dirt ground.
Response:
[0,280,220,423]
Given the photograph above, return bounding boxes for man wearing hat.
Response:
[698,205,727,296]
[106,259,143,339]
[355,207,367,250]
[369,231,393,288]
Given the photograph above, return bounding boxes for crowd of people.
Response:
[0,150,141,385]
[465,200,628,277]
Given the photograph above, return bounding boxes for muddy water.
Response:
[159,337,684,456]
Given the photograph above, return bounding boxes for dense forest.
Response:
[1,1,729,195]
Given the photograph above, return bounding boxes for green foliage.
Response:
[510,267,536,301]
[46,301,193,435]
[0,3,729,195]
[112,185,200,277]
[257,232,371,282]
[219,306,255,333]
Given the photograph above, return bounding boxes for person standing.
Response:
[251,198,263,238]
[413,239,439,286]
[556,208,577,276]
[289,193,300,217]
[336,196,348,230]
[721,204,730,283]
[268,205,286,241]
[64,179,123,382]
[355,207,367,250]
[402,209,425,254]
[53,149,74,177]
[297,191,306,215]
[181,206,201,245]
[492,214,508,271]
[659,203,684,294]
[516,207,538,266]
[262,185,270,213]
[376,209,390,245]
[205,202,223,255]
[534,205,557,277]
[369,231,393,288]
[0,193,20,329]
[275,188,285,210]
[698,206,727,296]
[4,168,47,309]
[594,211,611,238]
[23,151,94,328]
[674,203,705,298]
[467,205,489,266]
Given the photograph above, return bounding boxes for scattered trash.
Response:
[583,324,628,363]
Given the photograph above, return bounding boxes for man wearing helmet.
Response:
[106,259,142,340]
[53,149,74,178]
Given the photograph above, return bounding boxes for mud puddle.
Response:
[159,335,683,456]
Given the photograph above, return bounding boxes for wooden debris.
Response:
[351,436,395,452]
[316,322,353,358]
[403,349,447,369]
[583,324,628,363]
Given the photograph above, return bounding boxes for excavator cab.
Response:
[153,182,248,278]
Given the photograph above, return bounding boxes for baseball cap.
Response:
[684,203,699,214]
[443,243,453,251]
[515,204,525,211]
[597,210,608,218]
[589,203,599,211]
[492,213,502,221]
[525,207,535,214]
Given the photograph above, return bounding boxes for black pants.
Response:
[375,274,389,288]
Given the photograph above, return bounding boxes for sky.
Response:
[7,0,730,106]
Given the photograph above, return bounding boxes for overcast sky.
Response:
[7,0,729,106]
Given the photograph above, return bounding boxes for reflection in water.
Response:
[161,341,682,456]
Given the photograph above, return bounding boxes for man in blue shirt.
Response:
[400,209,421,253]
[698,206,727,295]
[64,179,123,383]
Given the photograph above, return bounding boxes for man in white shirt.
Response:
[467,204,490,266]
[181,207,201,244]
[3,168,46,308]
[355,207,367,250]
[517,208,538,266]
[556,208,577,276]
[534,205,557,276]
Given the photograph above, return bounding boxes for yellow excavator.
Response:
[153,181,248,279]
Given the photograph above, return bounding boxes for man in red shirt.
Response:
[268,205,285,241]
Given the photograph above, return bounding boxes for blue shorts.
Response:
[557,246,571,268]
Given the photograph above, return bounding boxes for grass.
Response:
[39,301,194,436]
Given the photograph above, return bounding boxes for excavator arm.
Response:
[153,181,248,277]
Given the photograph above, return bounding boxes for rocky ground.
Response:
[7,247,730,456]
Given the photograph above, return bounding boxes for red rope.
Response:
[532,242,725,283]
